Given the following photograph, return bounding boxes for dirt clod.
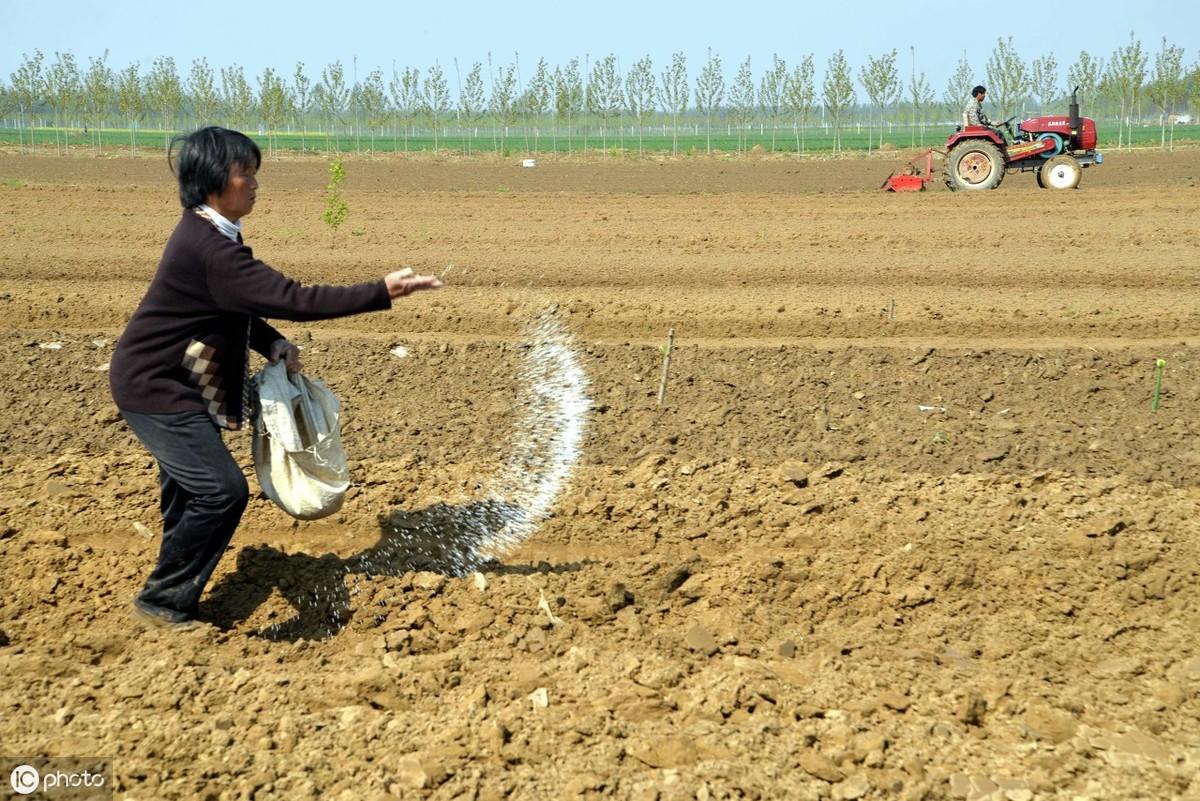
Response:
[684,626,719,657]
[26,529,67,548]
[606,582,634,612]
[798,751,845,783]
[394,754,448,790]
[779,461,810,487]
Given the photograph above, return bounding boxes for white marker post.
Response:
[657,327,676,407]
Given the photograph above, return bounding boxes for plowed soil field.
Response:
[1,149,1198,801]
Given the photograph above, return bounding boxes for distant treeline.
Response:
[3,35,1197,157]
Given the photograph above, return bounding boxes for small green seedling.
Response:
[1151,358,1166,411]
[321,156,349,246]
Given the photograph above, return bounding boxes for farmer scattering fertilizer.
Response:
[108,126,441,630]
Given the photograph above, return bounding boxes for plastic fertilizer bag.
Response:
[252,361,350,520]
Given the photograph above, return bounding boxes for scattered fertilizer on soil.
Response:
[471,306,592,557]
[373,305,589,571]
[278,305,590,635]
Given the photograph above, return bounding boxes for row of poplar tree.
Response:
[4,34,1197,156]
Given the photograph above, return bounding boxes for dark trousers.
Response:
[121,410,249,618]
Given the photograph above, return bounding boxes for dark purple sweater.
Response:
[110,210,391,429]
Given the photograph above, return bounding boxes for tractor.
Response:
[881,86,1103,193]
[944,86,1103,191]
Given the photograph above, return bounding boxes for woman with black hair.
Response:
[109,126,441,629]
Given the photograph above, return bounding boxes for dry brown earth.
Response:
[0,149,1198,800]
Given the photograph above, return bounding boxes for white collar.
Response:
[198,204,243,242]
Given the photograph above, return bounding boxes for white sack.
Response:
[251,361,350,520]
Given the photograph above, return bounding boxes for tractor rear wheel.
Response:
[1039,155,1082,189]
[945,140,1005,191]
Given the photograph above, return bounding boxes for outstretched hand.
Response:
[385,268,443,298]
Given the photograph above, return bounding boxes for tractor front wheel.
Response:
[945,140,1005,191]
[1039,155,1082,189]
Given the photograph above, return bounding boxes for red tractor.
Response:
[944,86,1103,191]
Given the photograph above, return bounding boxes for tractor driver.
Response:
[964,85,992,128]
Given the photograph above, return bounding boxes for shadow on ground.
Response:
[202,499,586,640]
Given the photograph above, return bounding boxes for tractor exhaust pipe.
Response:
[1069,85,1081,148]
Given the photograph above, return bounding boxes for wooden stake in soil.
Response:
[657,328,676,406]
[889,298,896,321]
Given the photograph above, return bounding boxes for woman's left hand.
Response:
[269,339,303,374]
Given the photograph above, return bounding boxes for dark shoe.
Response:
[131,598,202,630]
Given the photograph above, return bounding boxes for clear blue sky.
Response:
[3,0,1194,92]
